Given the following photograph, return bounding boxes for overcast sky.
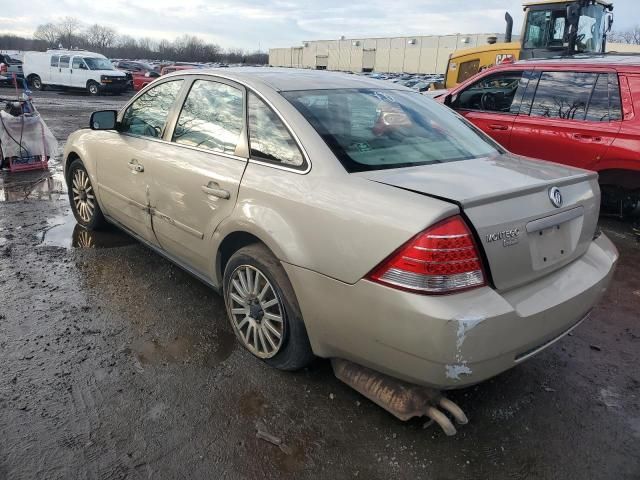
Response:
[0,0,636,51]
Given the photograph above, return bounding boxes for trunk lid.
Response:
[356,154,600,291]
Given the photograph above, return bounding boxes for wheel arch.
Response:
[597,168,640,191]
[215,231,275,287]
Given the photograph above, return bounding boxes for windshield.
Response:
[84,58,115,70]
[524,5,606,53]
[283,89,502,173]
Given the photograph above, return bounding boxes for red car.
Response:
[114,60,160,91]
[441,56,640,211]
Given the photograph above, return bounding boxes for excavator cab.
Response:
[520,0,614,59]
[444,0,614,88]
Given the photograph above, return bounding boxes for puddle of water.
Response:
[38,211,135,249]
[130,330,236,368]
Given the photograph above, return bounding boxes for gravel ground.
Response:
[0,88,639,480]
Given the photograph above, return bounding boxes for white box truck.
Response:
[23,50,128,95]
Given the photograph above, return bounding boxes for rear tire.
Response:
[87,81,100,96]
[223,243,315,371]
[29,75,43,90]
[67,159,106,230]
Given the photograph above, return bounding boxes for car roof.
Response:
[170,67,411,92]
[512,54,640,71]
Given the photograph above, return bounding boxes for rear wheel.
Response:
[87,81,100,96]
[223,243,315,370]
[67,159,106,230]
[29,75,43,90]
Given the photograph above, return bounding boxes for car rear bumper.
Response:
[285,233,618,389]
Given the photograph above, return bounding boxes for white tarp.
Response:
[0,110,58,159]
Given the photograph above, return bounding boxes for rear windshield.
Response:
[282,89,502,172]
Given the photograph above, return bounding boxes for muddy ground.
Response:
[0,88,639,480]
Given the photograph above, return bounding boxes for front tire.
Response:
[67,159,106,230]
[223,243,315,370]
[29,75,43,90]
[87,81,100,96]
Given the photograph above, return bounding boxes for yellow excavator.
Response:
[444,0,614,88]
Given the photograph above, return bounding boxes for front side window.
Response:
[454,71,524,113]
[248,93,304,167]
[173,80,243,154]
[283,88,501,173]
[585,73,622,122]
[72,57,85,69]
[530,71,598,120]
[59,56,70,68]
[50,55,59,67]
[121,80,183,138]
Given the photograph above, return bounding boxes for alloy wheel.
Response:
[72,169,96,223]
[227,265,284,358]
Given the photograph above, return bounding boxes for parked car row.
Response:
[359,71,445,92]
[438,55,640,211]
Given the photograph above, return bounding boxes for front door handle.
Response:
[128,159,144,172]
[489,124,509,131]
[202,182,230,199]
[573,133,602,142]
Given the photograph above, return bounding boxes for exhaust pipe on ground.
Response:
[331,359,468,436]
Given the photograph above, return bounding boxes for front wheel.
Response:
[87,81,100,96]
[67,159,106,230]
[223,243,315,370]
[29,75,43,90]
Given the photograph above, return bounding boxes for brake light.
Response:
[367,215,486,294]
[0,63,6,74]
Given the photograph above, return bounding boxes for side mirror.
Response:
[606,13,614,34]
[90,110,118,130]
[444,94,453,107]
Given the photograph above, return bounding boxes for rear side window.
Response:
[530,71,598,120]
[173,80,243,154]
[121,80,183,138]
[454,71,524,113]
[457,59,480,84]
[585,73,622,122]
[248,93,305,168]
[50,55,59,67]
[59,56,70,68]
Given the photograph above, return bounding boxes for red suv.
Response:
[441,56,640,210]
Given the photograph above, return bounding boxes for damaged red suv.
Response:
[442,56,640,212]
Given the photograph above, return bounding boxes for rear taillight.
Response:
[367,215,486,294]
[0,64,6,74]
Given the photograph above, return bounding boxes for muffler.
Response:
[332,359,468,436]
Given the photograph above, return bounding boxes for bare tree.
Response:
[34,23,59,48]
[85,24,117,53]
[56,17,83,49]
[610,26,640,45]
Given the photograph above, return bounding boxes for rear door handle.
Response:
[489,124,509,131]
[202,182,230,200]
[128,159,144,172]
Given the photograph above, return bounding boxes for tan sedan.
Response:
[63,68,617,427]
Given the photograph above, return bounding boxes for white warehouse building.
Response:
[269,33,513,74]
